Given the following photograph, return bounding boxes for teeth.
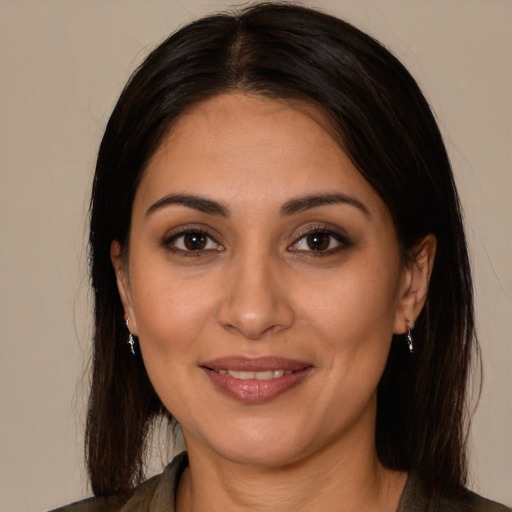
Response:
[217,369,293,380]
[256,371,276,380]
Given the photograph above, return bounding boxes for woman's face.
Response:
[114,93,426,467]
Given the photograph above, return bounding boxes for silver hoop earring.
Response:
[126,319,136,356]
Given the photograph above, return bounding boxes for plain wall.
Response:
[0,1,510,510]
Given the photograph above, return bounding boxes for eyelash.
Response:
[288,226,352,256]
[163,228,223,257]
[162,225,352,257]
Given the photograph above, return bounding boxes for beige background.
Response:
[0,1,510,510]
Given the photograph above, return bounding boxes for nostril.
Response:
[215,266,295,339]
[217,303,295,340]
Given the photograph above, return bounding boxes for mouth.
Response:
[214,369,294,380]
[200,356,312,403]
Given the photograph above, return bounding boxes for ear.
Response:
[393,234,437,334]
[110,240,138,335]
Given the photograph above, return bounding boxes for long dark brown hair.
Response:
[87,2,477,498]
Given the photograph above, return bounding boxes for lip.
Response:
[200,356,313,404]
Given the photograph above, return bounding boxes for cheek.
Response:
[303,266,399,419]
[300,260,400,345]
[129,270,219,415]
[129,264,218,357]
[297,258,400,406]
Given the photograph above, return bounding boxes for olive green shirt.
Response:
[50,452,510,511]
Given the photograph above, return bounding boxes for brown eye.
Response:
[166,229,222,254]
[288,228,351,255]
[183,232,207,251]
[306,233,330,251]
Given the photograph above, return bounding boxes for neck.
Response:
[176,421,406,512]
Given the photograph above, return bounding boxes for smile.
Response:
[215,369,294,380]
[201,356,312,403]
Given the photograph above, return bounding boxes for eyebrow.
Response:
[145,192,370,218]
[280,193,370,217]
[146,193,229,217]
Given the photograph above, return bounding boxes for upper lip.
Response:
[200,356,311,372]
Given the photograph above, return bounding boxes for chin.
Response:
[188,418,318,469]
[217,442,304,468]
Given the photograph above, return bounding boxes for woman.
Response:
[52,3,509,511]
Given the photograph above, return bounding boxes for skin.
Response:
[112,93,436,511]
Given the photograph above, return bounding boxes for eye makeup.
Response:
[288,224,353,257]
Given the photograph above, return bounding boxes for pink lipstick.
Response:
[200,356,312,404]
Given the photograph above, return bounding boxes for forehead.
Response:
[135,93,386,217]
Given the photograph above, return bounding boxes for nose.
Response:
[216,251,295,340]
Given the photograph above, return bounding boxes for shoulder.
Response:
[47,475,162,512]
[46,495,123,512]
[438,487,511,512]
[399,472,511,512]
[47,452,188,512]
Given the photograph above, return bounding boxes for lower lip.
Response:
[202,368,311,404]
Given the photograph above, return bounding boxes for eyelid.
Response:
[162,226,224,255]
[288,224,352,253]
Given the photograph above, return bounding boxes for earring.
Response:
[406,319,415,354]
[126,319,136,356]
